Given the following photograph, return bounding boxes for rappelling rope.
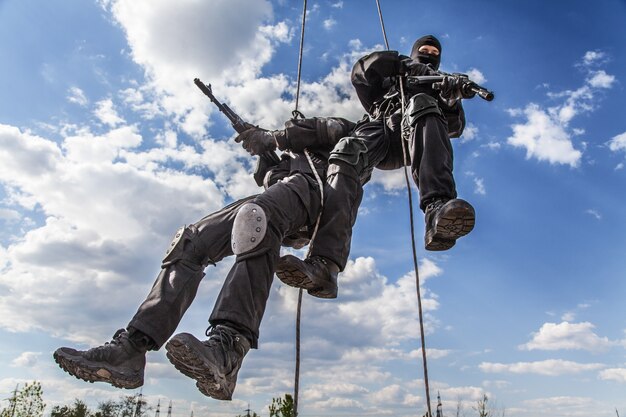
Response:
[375,0,390,50]
[377,0,432,415]
[292,149,325,417]
[291,0,311,415]
[399,81,433,417]
[292,0,308,120]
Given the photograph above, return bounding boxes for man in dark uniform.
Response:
[53,116,355,401]
[269,35,476,299]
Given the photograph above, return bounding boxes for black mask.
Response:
[416,52,440,69]
[410,35,442,70]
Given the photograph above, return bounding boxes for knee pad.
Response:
[232,203,267,255]
[403,93,442,128]
[162,225,214,269]
[329,136,369,168]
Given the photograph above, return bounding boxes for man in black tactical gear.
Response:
[53,116,355,400]
[275,35,476,299]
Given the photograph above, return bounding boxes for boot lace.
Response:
[85,329,128,360]
[204,326,243,369]
[425,199,445,214]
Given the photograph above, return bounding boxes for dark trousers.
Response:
[128,173,321,349]
[312,114,456,270]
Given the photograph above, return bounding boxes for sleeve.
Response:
[350,50,402,113]
[276,117,356,152]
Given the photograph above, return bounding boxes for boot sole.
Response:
[425,200,475,251]
[275,256,337,299]
[53,349,143,389]
[165,334,233,400]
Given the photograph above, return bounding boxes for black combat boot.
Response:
[165,325,251,401]
[424,198,475,251]
[53,329,151,389]
[275,255,339,299]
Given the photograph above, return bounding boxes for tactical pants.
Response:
[312,113,456,270]
[127,173,321,349]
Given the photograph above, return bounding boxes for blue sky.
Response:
[1,0,626,416]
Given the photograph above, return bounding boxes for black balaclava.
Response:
[410,35,442,70]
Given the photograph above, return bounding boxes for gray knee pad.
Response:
[329,136,369,168]
[403,93,442,128]
[232,203,267,255]
[162,225,214,269]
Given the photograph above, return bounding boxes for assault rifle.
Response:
[405,72,494,101]
[194,78,280,186]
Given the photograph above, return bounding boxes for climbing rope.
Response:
[292,0,308,120]
[289,2,433,416]
[377,1,433,415]
[399,80,433,417]
[375,0,390,50]
[293,149,325,417]
[291,1,311,415]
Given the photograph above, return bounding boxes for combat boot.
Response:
[275,255,339,299]
[165,325,250,401]
[424,198,475,251]
[53,329,149,389]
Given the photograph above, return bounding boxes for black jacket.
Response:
[350,50,465,138]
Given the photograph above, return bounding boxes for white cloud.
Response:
[473,177,486,195]
[94,98,125,127]
[461,123,478,142]
[587,70,615,88]
[561,311,576,321]
[67,87,88,106]
[0,123,247,342]
[370,169,407,192]
[11,352,41,368]
[0,208,21,222]
[519,321,614,352]
[522,396,595,411]
[479,359,604,376]
[507,103,582,167]
[599,368,626,383]
[508,52,615,167]
[482,141,501,150]
[323,18,337,30]
[465,68,486,85]
[608,131,626,152]
[331,1,343,8]
[582,50,606,66]
[585,209,602,220]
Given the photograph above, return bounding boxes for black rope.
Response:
[376,0,432,414]
[293,2,309,415]
[293,0,308,117]
[294,288,303,417]
[399,79,433,417]
[375,0,390,50]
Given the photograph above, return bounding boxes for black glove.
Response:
[235,127,277,156]
[438,75,465,104]
[399,59,436,76]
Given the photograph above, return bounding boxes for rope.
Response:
[294,288,302,417]
[376,1,432,415]
[399,80,433,417]
[375,0,390,50]
[291,1,313,414]
[293,150,325,417]
[293,0,308,119]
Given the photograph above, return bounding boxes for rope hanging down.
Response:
[292,1,309,416]
[375,0,390,50]
[290,2,433,416]
[292,0,308,119]
[377,1,433,415]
